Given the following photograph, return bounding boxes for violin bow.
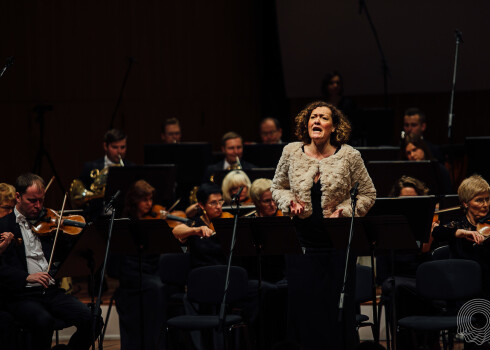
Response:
[48,192,68,272]
[45,176,55,193]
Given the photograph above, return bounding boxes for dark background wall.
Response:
[0,1,488,206]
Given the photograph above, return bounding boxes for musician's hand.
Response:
[456,229,484,244]
[0,232,14,252]
[290,201,305,216]
[329,209,343,218]
[197,226,215,238]
[26,272,54,288]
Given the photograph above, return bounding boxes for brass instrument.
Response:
[69,156,124,208]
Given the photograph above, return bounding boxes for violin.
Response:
[142,204,194,228]
[30,208,86,237]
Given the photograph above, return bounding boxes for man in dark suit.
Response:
[79,128,129,188]
[202,131,256,182]
[0,173,100,350]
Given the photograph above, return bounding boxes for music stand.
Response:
[465,136,490,182]
[355,146,399,164]
[105,218,182,350]
[367,196,436,245]
[242,143,286,168]
[366,215,419,350]
[144,142,213,206]
[212,216,301,350]
[367,160,442,196]
[104,165,177,215]
[53,222,108,280]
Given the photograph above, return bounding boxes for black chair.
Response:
[431,245,451,260]
[355,265,376,341]
[164,265,251,350]
[397,259,482,350]
[159,253,192,303]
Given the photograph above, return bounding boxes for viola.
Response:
[142,204,194,228]
[30,208,86,237]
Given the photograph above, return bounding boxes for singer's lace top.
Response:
[271,142,376,218]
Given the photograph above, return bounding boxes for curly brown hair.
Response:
[294,101,351,146]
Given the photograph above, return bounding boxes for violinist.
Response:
[249,178,282,217]
[111,179,167,350]
[173,183,230,268]
[0,183,15,350]
[0,173,99,350]
[221,170,253,205]
[432,175,490,294]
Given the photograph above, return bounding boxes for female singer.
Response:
[271,100,376,349]
[113,179,167,350]
[432,175,490,294]
[221,170,252,205]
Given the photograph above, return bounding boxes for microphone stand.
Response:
[93,190,120,350]
[0,56,14,79]
[218,187,243,346]
[359,0,390,108]
[447,29,463,183]
[338,183,359,325]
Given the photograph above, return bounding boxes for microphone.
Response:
[455,29,464,43]
[350,182,359,199]
[232,186,244,203]
[104,190,121,213]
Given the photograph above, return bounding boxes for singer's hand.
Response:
[455,229,484,244]
[290,201,305,216]
[329,209,343,218]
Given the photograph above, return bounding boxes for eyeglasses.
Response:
[259,198,274,205]
[207,200,224,207]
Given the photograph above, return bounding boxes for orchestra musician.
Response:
[173,183,229,268]
[0,173,100,350]
[249,178,282,217]
[221,170,253,206]
[160,117,182,144]
[271,101,376,350]
[432,175,490,294]
[0,182,15,350]
[259,118,283,144]
[401,134,453,194]
[79,129,130,188]
[110,179,168,350]
[202,131,256,181]
[389,175,429,197]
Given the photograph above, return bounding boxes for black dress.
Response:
[287,180,357,350]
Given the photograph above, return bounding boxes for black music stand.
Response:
[365,215,419,350]
[465,136,490,183]
[106,218,183,350]
[144,143,213,207]
[242,143,286,168]
[355,146,399,164]
[367,196,437,245]
[367,160,442,197]
[53,222,107,281]
[104,165,177,214]
[212,216,301,350]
